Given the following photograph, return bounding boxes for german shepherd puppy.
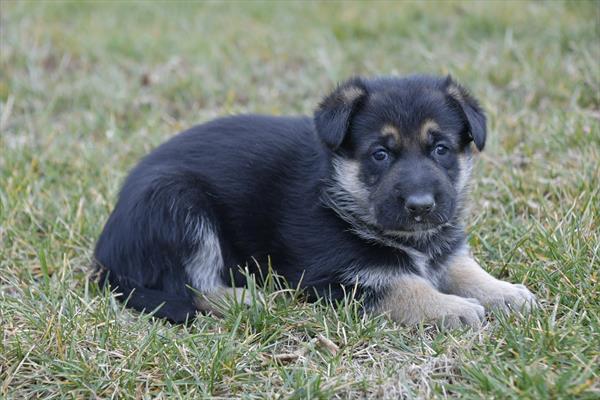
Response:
[94,75,536,327]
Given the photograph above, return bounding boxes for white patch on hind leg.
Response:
[184,218,225,293]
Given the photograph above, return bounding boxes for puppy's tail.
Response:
[95,267,199,324]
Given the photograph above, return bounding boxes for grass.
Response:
[1,0,599,398]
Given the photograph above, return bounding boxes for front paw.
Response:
[431,295,486,329]
[377,275,486,329]
[479,281,537,313]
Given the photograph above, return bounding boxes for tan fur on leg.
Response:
[195,287,262,317]
[376,275,485,329]
[441,252,537,313]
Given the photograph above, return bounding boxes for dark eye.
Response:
[434,144,449,156]
[372,149,389,162]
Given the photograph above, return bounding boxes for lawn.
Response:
[1,0,599,398]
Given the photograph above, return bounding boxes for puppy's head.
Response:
[316,75,486,235]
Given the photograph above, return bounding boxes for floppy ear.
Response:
[445,76,487,151]
[314,77,367,151]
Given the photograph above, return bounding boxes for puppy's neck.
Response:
[321,179,465,261]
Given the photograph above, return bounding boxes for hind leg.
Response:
[181,217,262,315]
[182,216,227,295]
[94,174,230,321]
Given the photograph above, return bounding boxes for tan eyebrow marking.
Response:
[381,124,401,145]
[419,119,440,143]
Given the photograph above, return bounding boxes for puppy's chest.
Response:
[384,239,453,285]
[410,252,449,289]
[338,242,449,291]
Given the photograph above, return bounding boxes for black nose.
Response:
[404,194,435,217]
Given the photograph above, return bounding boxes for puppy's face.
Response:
[316,76,486,235]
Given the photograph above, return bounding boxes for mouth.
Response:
[389,222,442,233]
[373,200,455,235]
[407,212,448,228]
[377,214,450,236]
